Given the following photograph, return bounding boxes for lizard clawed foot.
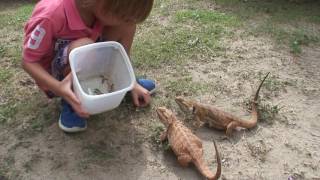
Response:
[177,154,192,167]
[226,121,238,136]
[193,120,204,129]
[225,130,233,137]
[160,130,168,141]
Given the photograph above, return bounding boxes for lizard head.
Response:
[156,107,175,127]
[175,96,194,113]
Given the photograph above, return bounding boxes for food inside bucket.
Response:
[79,75,114,95]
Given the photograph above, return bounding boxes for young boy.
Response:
[22,0,155,133]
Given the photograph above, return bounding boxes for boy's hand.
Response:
[59,73,90,118]
[131,82,151,107]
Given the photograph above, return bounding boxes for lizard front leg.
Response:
[160,129,168,141]
[193,115,205,128]
[177,154,192,167]
[226,121,239,136]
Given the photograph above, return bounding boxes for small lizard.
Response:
[93,88,103,95]
[100,75,114,93]
[156,107,221,180]
[87,88,103,95]
[175,72,270,136]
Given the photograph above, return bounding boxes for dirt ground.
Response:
[1,34,320,180]
[1,1,320,180]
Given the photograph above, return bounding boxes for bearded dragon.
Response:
[175,72,270,136]
[156,107,221,180]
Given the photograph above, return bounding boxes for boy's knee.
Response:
[68,38,95,54]
[63,38,94,76]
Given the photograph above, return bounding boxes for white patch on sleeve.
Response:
[27,25,46,50]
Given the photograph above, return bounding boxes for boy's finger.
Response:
[72,104,90,118]
[140,95,150,107]
[132,93,140,107]
[79,112,90,118]
[62,73,72,83]
[67,91,81,105]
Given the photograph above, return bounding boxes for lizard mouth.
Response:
[175,96,193,112]
[156,107,173,125]
[156,107,168,120]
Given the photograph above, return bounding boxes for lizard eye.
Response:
[192,106,196,114]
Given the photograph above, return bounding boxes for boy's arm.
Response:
[22,60,90,118]
[23,18,89,117]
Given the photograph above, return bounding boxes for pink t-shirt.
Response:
[23,0,103,72]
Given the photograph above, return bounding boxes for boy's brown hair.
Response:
[101,0,154,23]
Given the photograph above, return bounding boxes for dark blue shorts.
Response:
[45,39,72,98]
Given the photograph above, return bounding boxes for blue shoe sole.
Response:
[58,115,87,133]
[149,85,156,95]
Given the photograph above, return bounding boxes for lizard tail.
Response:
[254,72,270,104]
[240,72,269,128]
[209,139,221,180]
[251,72,270,122]
[194,140,221,180]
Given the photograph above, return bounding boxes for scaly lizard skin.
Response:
[175,72,270,136]
[156,107,221,180]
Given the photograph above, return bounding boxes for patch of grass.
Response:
[0,4,34,28]
[0,40,25,67]
[175,10,237,25]
[30,104,57,132]
[255,23,320,54]
[289,30,320,54]
[215,0,320,54]
[149,123,170,151]
[0,3,34,67]
[0,155,15,179]
[254,21,288,43]
[132,27,185,68]
[78,142,116,170]
[133,8,238,69]
[149,124,164,145]
[0,102,18,125]
[3,44,23,66]
[153,96,177,111]
[215,0,320,23]
[13,100,58,139]
[0,45,5,57]
[243,98,281,125]
[1,95,58,140]
[258,72,285,93]
[83,142,116,163]
[164,75,211,96]
[310,15,320,23]
[0,69,12,82]
[258,102,282,125]
[133,26,225,68]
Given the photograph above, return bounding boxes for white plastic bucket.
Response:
[69,41,136,114]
